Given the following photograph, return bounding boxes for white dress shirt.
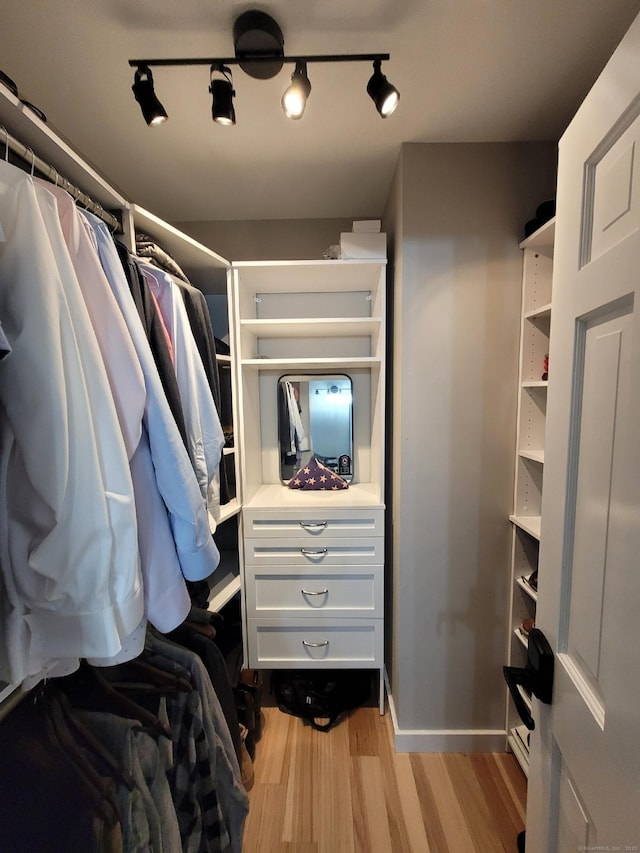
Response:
[0,162,143,684]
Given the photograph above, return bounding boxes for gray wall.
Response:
[383,142,557,744]
[173,217,357,261]
[177,142,556,746]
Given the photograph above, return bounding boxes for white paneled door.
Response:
[525,12,640,853]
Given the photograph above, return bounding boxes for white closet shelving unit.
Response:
[231,259,387,711]
[506,217,555,776]
[127,205,242,614]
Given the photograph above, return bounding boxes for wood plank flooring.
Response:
[242,706,527,853]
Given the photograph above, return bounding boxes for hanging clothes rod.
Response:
[0,125,120,232]
[0,684,26,723]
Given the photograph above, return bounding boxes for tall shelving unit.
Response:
[128,206,242,614]
[232,259,387,711]
[507,217,555,775]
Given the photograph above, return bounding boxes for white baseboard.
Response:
[384,674,508,753]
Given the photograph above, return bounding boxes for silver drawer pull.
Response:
[302,639,329,648]
[300,548,328,557]
[300,520,327,530]
[301,588,329,596]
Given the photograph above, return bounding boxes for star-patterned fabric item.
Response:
[287,455,349,490]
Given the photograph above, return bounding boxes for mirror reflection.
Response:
[278,374,353,483]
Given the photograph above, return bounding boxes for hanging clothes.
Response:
[0,160,144,686]
[80,209,221,590]
[174,279,230,507]
[115,239,190,449]
[137,260,225,531]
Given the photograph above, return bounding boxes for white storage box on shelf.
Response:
[352,220,381,233]
[340,231,387,259]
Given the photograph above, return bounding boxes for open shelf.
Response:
[510,514,541,540]
[516,575,538,602]
[514,626,529,649]
[508,725,531,777]
[207,552,241,614]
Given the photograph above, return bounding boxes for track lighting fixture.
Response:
[129,10,399,127]
[131,66,168,126]
[366,59,400,118]
[281,61,311,120]
[209,64,236,126]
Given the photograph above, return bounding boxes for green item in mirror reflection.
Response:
[278,374,353,484]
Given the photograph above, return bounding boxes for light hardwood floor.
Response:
[242,706,526,852]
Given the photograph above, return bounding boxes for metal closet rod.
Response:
[129,52,390,68]
[0,126,119,232]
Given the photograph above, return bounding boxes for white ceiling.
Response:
[2,0,640,223]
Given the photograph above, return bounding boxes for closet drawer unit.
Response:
[247,618,383,667]
[243,537,383,567]
[246,566,382,617]
[243,508,384,540]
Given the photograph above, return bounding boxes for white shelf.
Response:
[0,82,128,216]
[519,217,556,254]
[131,204,230,294]
[522,380,549,389]
[525,302,552,320]
[509,514,541,540]
[212,498,241,528]
[508,726,531,777]
[240,317,382,338]
[207,557,241,614]
[217,354,231,364]
[514,626,529,649]
[519,449,544,464]
[243,482,384,510]
[231,258,386,293]
[516,575,538,602]
[517,684,533,714]
[241,356,382,370]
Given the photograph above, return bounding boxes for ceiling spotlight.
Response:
[210,64,236,126]
[366,59,400,118]
[132,66,168,126]
[129,11,398,124]
[282,60,312,120]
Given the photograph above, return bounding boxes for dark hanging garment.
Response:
[166,622,242,766]
[174,280,222,409]
[175,280,230,504]
[114,241,189,449]
[0,697,123,853]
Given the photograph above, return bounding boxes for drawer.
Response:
[243,537,383,567]
[247,618,383,667]
[243,508,384,539]
[246,566,382,617]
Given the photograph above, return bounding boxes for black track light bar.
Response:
[129,53,390,69]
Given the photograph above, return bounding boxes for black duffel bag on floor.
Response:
[271,669,371,732]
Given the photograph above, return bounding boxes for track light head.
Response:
[366,59,399,118]
[281,61,312,120]
[209,64,236,126]
[132,66,168,126]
